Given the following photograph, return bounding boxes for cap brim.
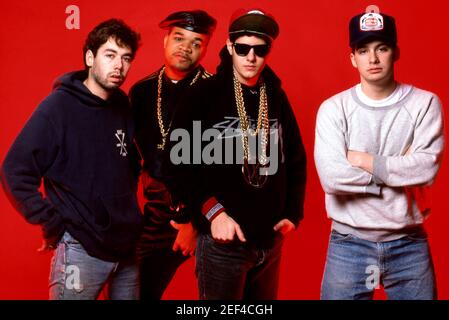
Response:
[229,14,279,40]
[350,33,396,48]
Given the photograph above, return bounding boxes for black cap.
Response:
[349,5,397,48]
[228,8,279,41]
[159,10,217,35]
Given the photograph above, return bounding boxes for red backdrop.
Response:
[1,0,448,300]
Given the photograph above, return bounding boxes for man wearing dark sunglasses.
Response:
[128,10,216,300]
[166,8,306,300]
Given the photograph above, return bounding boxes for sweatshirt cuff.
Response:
[286,216,301,229]
[202,197,225,221]
[373,155,388,185]
[365,181,381,196]
[283,209,303,228]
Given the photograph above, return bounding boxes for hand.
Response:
[37,238,57,253]
[210,212,246,243]
[273,219,295,236]
[347,150,374,173]
[170,221,198,256]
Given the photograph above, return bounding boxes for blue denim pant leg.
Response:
[382,233,436,300]
[196,233,283,300]
[49,232,139,300]
[321,230,378,300]
[321,229,436,300]
[107,254,140,300]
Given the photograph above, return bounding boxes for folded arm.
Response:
[314,101,381,196]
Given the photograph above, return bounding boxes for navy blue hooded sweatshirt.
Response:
[1,71,143,262]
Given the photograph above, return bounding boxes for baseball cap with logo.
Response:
[349,5,397,48]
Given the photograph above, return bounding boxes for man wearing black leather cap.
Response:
[166,8,306,300]
[129,10,216,300]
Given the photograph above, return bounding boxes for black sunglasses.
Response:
[233,43,270,58]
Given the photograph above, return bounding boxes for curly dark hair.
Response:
[83,18,141,68]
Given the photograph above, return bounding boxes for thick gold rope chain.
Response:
[233,70,269,166]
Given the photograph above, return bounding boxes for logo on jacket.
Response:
[169,118,285,176]
[115,129,128,156]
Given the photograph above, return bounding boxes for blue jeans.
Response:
[49,232,139,300]
[321,229,436,300]
[196,233,284,300]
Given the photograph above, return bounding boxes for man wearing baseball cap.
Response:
[129,10,216,300]
[315,5,444,299]
[166,8,306,299]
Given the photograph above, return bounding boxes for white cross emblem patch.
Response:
[115,129,128,157]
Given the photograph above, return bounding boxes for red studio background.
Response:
[1,0,448,300]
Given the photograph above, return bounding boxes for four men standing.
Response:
[0,5,444,300]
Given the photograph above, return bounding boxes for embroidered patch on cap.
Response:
[360,5,383,32]
[360,12,384,31]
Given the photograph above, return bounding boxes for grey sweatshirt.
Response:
[314,85,444,241]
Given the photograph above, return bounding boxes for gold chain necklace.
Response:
[156,67,202,150]
[233,70,269,166]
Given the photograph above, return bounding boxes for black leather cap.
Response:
[159,10,217,35]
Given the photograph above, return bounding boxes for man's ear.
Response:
[350,52,357,68]
[164,33,169,49]
[85,50,94,68]
[226,38,233,56]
